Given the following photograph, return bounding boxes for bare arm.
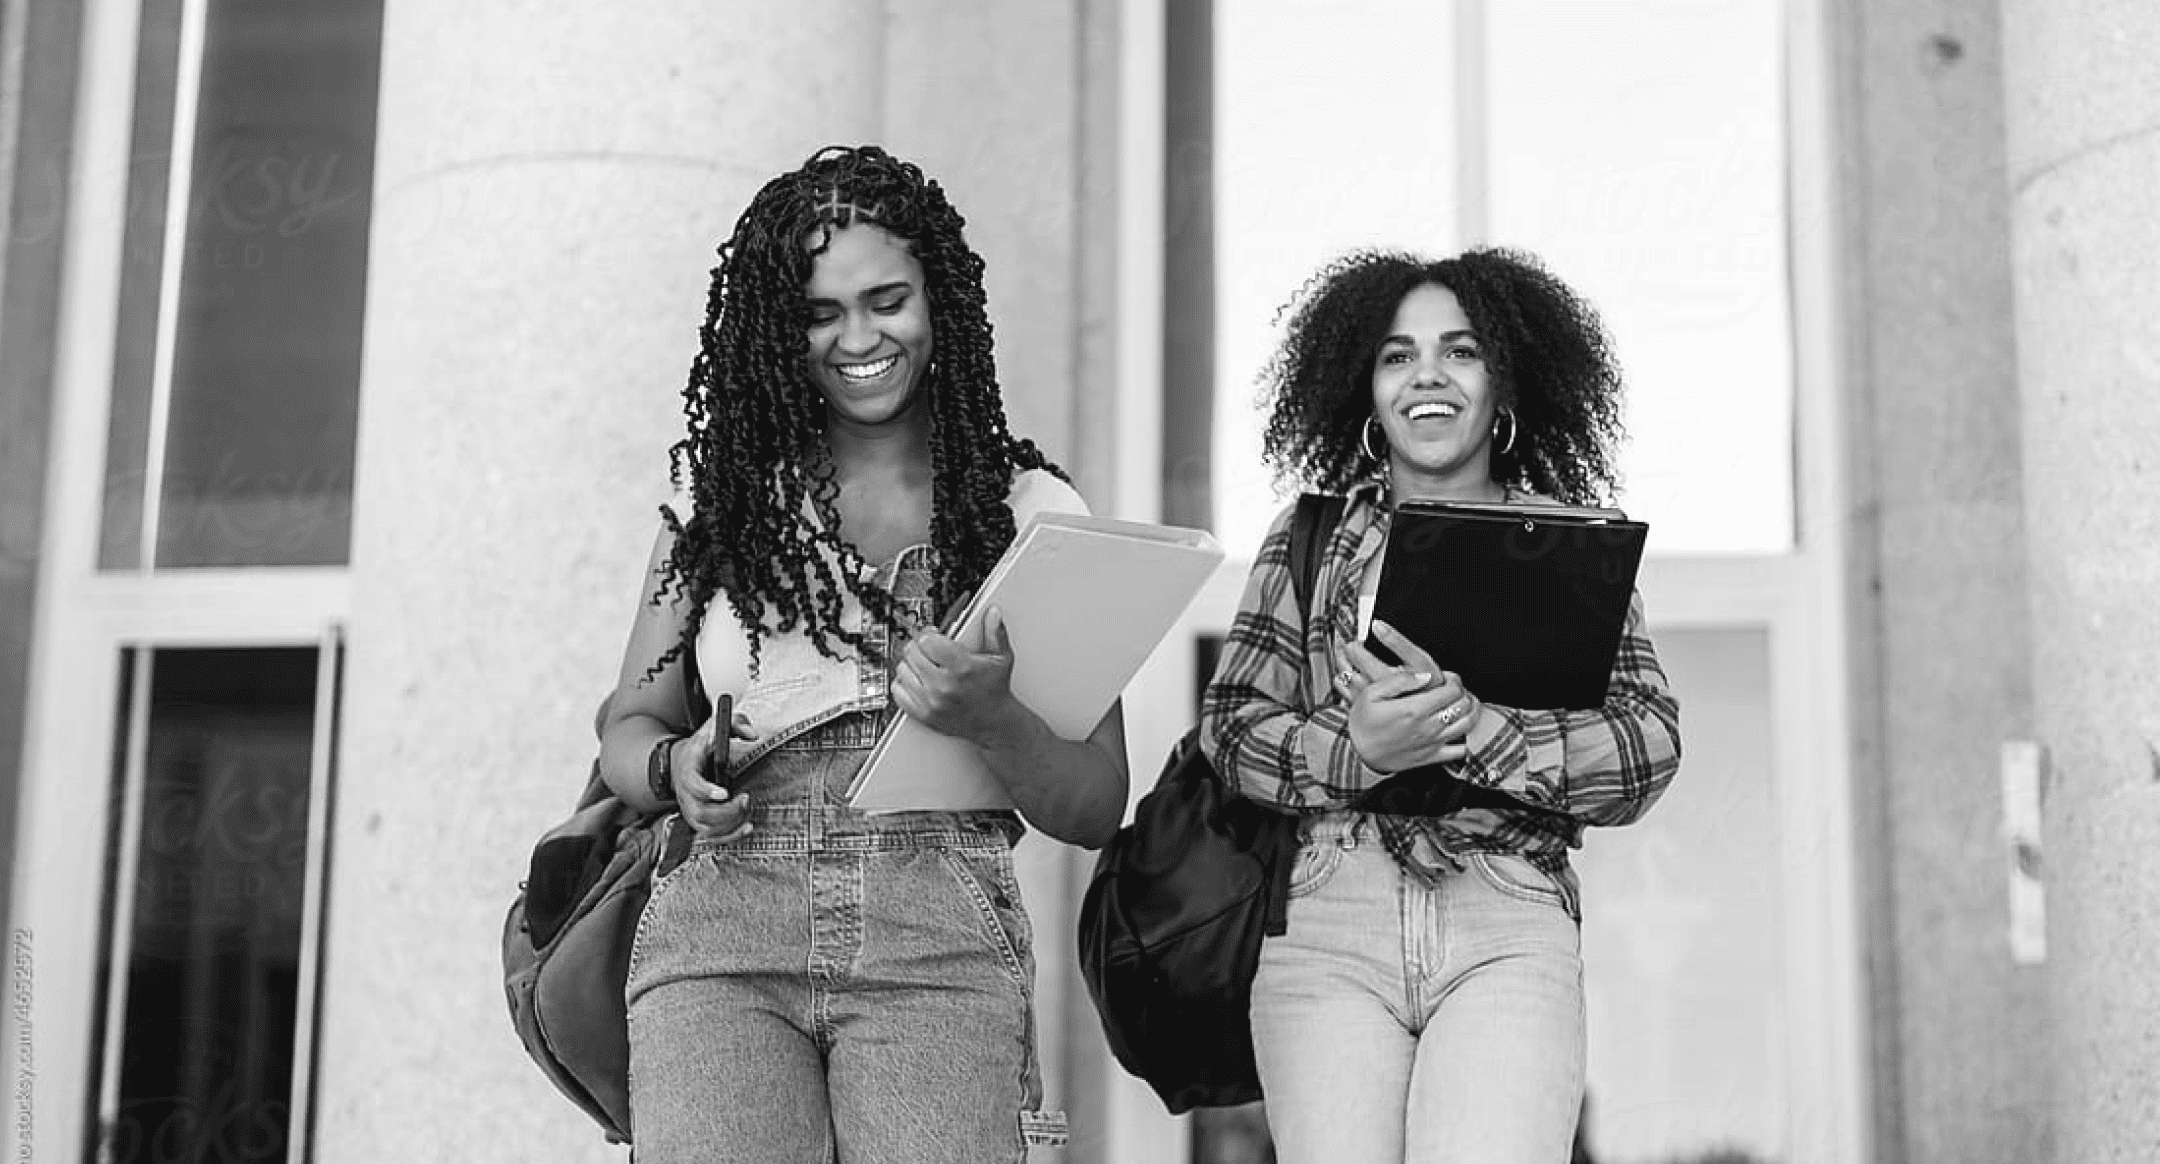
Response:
[892,607,1131,849]
[596,524,755,833]
[975,698,1129,850]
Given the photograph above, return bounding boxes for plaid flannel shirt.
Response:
[1197,482,1682,919]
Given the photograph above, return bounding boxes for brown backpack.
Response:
[502,685,700,1143]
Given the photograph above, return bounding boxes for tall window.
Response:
[64,2,382,1161]
[99,0,382,569]
[1485,0,1793,554]
[1210,0,1792,559]
[1212,1,1464,556]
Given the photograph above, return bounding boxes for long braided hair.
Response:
[1259,246,1625,506]
[653,145,1063,674]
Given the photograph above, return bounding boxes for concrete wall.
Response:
[1829,1,2046,1160]
[1999,1,2160,1157]
[320,3,1118,1161]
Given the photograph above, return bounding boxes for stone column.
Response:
[1832,2,2043,1159]
[1999,1,2160,1157]
[322,6,880,1161]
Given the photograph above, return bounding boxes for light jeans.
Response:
[1250,816,1585,1164]
[624,715,1066,1163]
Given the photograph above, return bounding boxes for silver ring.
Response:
[1335,668,1359,689]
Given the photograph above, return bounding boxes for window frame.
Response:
[4,2,356,1160]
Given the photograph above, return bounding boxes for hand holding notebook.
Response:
[888,603,1030,749]
[1335,500,1648,820]
[847,512,1225,813]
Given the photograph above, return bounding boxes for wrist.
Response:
[967,695,1041,754]
[647,734,682,803]
[1350,735,1405,775]
[1358,755,1402,781]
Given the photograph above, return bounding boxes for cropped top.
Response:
[664,469,1088,771]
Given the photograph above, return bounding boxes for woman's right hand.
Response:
[1339,622,1476,773]
[670,706,759,840]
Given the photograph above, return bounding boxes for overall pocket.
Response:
[648,816,696,885]
[937,845,1034,987]
[628,819,762,986]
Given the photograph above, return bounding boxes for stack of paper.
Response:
[846,512,1224,813]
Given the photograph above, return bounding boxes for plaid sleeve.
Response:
[1453,590,1682,827]
[1198,507,1382,811]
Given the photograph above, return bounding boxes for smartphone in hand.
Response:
[707,692,733,783]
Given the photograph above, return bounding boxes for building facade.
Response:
[3,2,2155,1163]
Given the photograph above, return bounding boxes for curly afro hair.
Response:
[653,145,1064,674]
[1257,246,1625,506]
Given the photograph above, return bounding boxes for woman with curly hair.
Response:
[597,145,1128,1163]
[1199,247,1681,1163]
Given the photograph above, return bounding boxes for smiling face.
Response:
[802,223,935,431]
[1369,283,1504,501]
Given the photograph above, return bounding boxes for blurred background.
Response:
[1,1,2154,1162]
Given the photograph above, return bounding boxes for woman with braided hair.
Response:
[598,145,1127,1162]
[1200,247,1681,1163]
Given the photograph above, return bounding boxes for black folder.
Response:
[1365,500,1648,713]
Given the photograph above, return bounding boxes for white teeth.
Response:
[837,355,899,381]
[1407,402,1460,421]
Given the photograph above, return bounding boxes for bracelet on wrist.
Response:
[647,735,682,804]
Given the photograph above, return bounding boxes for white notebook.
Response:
[845,512,1225,813]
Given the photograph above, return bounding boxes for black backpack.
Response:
[1075,493,1342,1113]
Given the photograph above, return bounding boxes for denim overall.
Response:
[623,544,1067,1164]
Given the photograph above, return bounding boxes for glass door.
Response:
[88,635,341,1164]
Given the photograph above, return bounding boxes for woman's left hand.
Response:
[892,606,1028,749]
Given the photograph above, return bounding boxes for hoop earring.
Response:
[1361,415,1387,463]
[1494,407,1518,456]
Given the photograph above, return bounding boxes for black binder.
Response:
[1365,500,1648,713]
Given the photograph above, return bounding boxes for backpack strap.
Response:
[1288,493,1347,623]
[1254,492,1346,939]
